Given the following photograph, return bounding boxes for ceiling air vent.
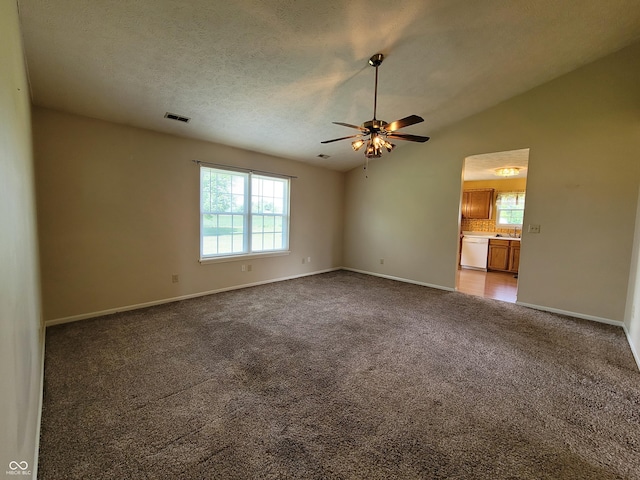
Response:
[164,112,190,123]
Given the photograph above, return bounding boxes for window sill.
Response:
[199,251,290,265]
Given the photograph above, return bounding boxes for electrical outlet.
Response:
[241,265,246,272]
[172,274,179,283]
[307,257,311,263]
[380,258,384,265]
[247,264,252,272]
[528,224,541,234]
[302,258,306,264]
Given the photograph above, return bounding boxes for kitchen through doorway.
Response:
[457,149,529,303]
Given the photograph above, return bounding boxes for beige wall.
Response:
[344,42,640,322]
[34,109,344,321]
[0,1,44,475]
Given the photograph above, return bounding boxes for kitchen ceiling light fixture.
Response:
[495,167,521,177]
[321,54,430,160]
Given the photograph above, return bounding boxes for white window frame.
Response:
[495,191,526,227]
[199,165,290,262]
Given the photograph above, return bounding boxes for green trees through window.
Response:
[496,192,525,226]
[200,166,289,258]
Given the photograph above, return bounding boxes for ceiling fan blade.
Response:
[332,122,367,132]
[321,134,364,144]
[386,133,430,143]
[384,115,424,132]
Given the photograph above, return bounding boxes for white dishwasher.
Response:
[461,236,489,270]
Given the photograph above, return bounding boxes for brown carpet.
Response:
[39,270,640,479]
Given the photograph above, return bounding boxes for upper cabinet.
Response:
[462,188,494,219]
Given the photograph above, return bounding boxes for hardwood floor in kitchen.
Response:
[456,268,518,303]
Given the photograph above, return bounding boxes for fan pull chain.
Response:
[363,157,369,178]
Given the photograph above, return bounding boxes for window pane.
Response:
[273,197,283,214]
[252,196,262,214]
[252,215,263,233]
[263,233,275,250]
[232,175,245,194]
[200,169,247,255]
[498,209,524,226]
[232,194,244,213]
[202,214,218,256]
[232,234,244,252]
[218,214,231,230]
[202,214,216,233]
[263,180,274,197]
[218,235,232,254]
[214,214,230,254]
[202,236,217,256]
[252,233,263,251]
[252,178,262,196]
[202,192,211,212]
[201,170,211,212]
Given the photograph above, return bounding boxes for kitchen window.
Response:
[200,165,290,260]
[496,192,525,226]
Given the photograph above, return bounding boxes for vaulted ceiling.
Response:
[17,0,640,171]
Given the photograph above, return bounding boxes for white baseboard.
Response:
[515,302,624,327]
[623,324,640,372]
[45,267,342,327]
[341,267,456,292]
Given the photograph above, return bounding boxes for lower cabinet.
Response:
[488,240,510,270]
[509,243,520,273]
[488,239,520,273]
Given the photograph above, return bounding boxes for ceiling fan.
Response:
[321,53,430,159]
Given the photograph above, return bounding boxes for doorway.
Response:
[456,148,529,303]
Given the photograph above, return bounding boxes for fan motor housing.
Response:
[362,119,388,132]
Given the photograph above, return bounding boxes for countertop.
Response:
[462,232,521,241]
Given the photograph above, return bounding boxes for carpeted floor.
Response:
[39,270,640,479]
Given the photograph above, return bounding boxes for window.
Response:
[200,166,289,259]
[496,192,525,226]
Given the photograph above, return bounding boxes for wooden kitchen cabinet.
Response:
[488,239,520,273]
[509,242,520,273]
[488,239,510,270]
[462,189,494,219]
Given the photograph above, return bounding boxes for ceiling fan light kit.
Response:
[321,53,430,163]
[351,139,365,151]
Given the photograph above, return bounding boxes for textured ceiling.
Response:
[17,0,640,172]
[464,149,529,181]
